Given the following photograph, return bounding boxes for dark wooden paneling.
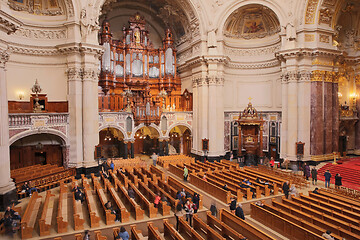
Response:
[8,101,68,113]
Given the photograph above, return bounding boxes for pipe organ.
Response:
[99,13,191,125]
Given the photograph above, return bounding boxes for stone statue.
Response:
[80,6,99,38]
[284,12,296,41]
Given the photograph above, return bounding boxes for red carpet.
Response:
[317,157,360,190]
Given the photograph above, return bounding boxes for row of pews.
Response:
[169,159,281,203]
[157,154,195,169]
[251,188,360,240]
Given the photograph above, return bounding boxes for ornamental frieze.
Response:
[224,44,280,57]
[15,28,67,39]
[305,0,320,24]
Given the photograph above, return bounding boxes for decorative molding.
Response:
[224,44,281,57]
[0,50,9,68]
[8,45,58,55]
[305,0,320,24]
[64,0,74,17]
[0,10,22,34]
[305,34,315,42]
[287,71,299,83]
[310,70,324,81]
[319,8,333,26]
[8,0,64,16]
[226,59,280,69]
[66,67,82,81]
[66,67,99,81]
[312,58,334,66]
[319,34,330,43]
[14,27,67,39]
[299,71,311,82]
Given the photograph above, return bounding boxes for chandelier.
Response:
[104,127,112,141]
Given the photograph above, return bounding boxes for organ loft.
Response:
[98,13,191,126]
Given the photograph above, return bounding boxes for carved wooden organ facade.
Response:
[98,13,192,126]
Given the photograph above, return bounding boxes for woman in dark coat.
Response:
[282,181,290,199]
[335,173,342,189]
[304,164,311,180]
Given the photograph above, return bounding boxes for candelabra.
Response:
[121,88,133,112]
[31,79,42,113]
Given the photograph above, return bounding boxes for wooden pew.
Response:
[138,180,171,215]
[309,191,360,214]
[318,189,360,209]
[271,199,360,240]
[84,185,101,227]
[163,219,185,240]
[127,170,139,188]
[21,191,42,239]
[106,181,130,223]
[206,211,246,240]
[95,183,116,225]
[291,195,360,226]
[39,190,55,236]
[250,203,325,240]
[95,230,107,240]
[167,175,203,209]
[148,222,165,240]
[150,165,165,180]
[220,208,275,240]
[169,164,186,179]
[193,214,226,240]
[131,224,147,240]
[133,168,148,185]
[128,181,158,218]
[141,167,159,183]
[116,169,129,188]
[178,217,204,240]
[57,184,68,233]
[72,187,85,230]
[148,179,178,209]
[158,178,178,198]
[189,173,233,203]
[116,181,144,220]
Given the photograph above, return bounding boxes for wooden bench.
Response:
[95,182,116,225]
[189,173,233,203]
[220,208,275,240]
[163,219,185,240]
[130,224,147,240]
[133,168,148,184]
[95,230,107,240]
[148,179,178,209]
[150,165,165,180]
[141,167,159,183]
[39,190,55,236]
[84,185,101,227]
[169,164,186,179]
[193,214,226,240]
[206,211,246,240]
[157,178,178,198]
[167,175,203,209]
[178,217,204,240]
[148,222,165,240]
[21,191,42,239]
[309,191,360,214]
[138,180,171,215]
[116,182,144,220]
[57,184,68,233]
[318,189,360,207]
[128,181,158,218]
[250,203,326,240]
[106,181,130,223]
[72,181,85,231]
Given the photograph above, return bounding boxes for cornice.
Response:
[226,59,280,69]
[276,48,341,60]
[0,9,22,34]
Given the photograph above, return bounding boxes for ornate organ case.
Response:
[99,13,190,125]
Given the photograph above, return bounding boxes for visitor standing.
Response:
[311,167,318,185]
[335,173,342,189]
[282,181,290,199]
[304,164,310,180]
[235,203,245,220]
[324,170,331,188]
[183,166,188,181]
[151,152,158,166]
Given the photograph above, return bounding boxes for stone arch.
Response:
[166,122,192,137]
[217,0,287,38]
[9,128,68,146]
[131,123,162,139]
[99,124,127,139]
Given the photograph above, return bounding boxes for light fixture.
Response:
[31,79,42,113]
[338,92,343,98]
[35,142,43,150]
[104,127,112,141]
[18,91,24,100]
[121,88,133,112]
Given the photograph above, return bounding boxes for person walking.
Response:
[282,181,290,199]
[324,170,331,188]
[304,164,310,180]
[151,152,158,166]
[184,200,194,226]
[183,166,188,181]
[311,167,318,185]
[335,173,342,189]
[174,203,184,231]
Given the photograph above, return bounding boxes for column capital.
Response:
[0,50,9,68]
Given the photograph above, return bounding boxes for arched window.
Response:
[126,117,132,132]
[161,116,167,131]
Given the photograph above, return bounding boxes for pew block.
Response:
[56,216,68,233]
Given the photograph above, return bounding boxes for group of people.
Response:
[73,183,85,203]
[282,181,298,199]
[324,170,342,189]
[229,197,245,220]
[21,181,39,197]
[0,206,21,236]
[174,189,200,230]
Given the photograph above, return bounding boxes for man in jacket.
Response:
[324,170,331,188]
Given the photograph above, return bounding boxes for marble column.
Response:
[310,71,324,156]
[130,142,134,158]
[165,140,169,156]
[123,141,128,159]
[280,73,288,159]
[0,50,16,210]
[66,67,83,168]
[159,140,164,156]
[332,79,339,153]
[82,67,99,168]
[191,79,199,155]
[324,73,333,154]
[286,71,298,160]
[354,74,360,151]
[180,135,184,154]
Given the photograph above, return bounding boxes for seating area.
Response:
[157,154,195,169]
[169,159,281,203]
[251,187,360,240]
[106,157,147,170]
[12,164,76,199]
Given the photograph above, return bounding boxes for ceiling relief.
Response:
[8,0,64,16]
[224,4,280,40]
[100,0,198,45]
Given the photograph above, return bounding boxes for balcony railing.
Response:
[9,113,69,127]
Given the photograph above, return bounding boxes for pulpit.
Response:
[238,100,264,161]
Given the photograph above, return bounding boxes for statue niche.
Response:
[238,100,264,164]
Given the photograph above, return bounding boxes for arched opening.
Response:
[134,126,160,155]
[10,133,65,170]
[168,125,192,155]
[99,127,125,158]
